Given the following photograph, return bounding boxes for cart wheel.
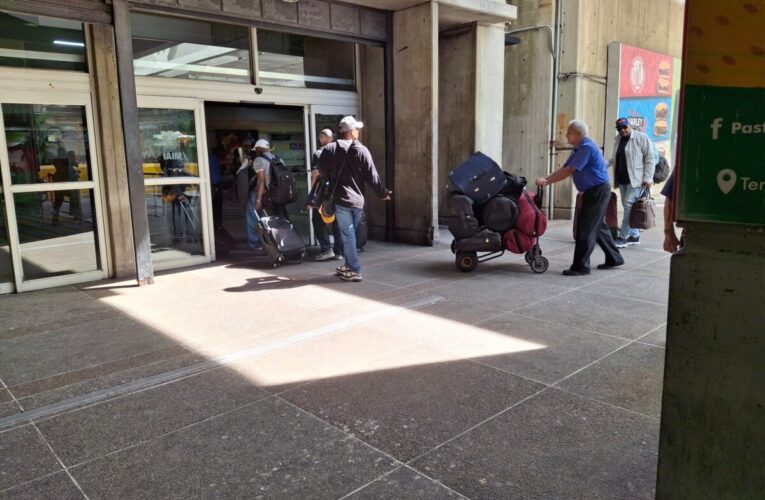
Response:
[530,256,549,274]
[524,252,533,264]
[451,240,457,254]
[456,252,478,272]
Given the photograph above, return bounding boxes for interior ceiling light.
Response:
[53,40,85,47]
[281,0,299,3]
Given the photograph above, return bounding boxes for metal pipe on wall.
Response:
[548,0,563,220]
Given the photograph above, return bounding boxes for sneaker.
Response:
[333,253,344,260]
[626,235,641,246]
[339,270,362,282]
[315,250,336,261]
[614,238,628,248]
[335,265,350,275]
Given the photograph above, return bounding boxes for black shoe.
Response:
[597,260,624,270]
[562,268,590,276]
[626,236,640,246]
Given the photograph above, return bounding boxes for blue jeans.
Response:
[335,205,363,273]
[246,191,262,249]
[619,184,642,239]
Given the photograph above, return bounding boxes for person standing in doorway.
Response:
[536,119,623,275]
[309,128,344,261]
[609,117,655,248]
[252,139,289,219]
[319,116,390,282]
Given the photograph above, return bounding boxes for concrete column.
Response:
[87,25,136,278]
[392,1,439,245]
[474,23,505,164]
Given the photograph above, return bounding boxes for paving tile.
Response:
[347,466,461,499]
[582,271,670,305]
[36,366,270,466]
[514,290,667,340]
[0,425,62,491]
[0,390,11,404]
[465,313,629,385]
[412,388,659,500]
[639,324,666,348]
[0,317,176,386]
[0,402,21,419]
[0,472,82,499]
[70,398,397,499]
[281,345,544,461]
[0,287,119,340]
[557,342,666,417]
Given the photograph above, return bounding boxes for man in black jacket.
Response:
[318,116,390,282]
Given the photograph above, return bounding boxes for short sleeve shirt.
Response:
[661,167,676,200]
[563,137,610,192]
[311,149,323,172]
[253,154,272,188]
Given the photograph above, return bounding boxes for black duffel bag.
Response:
[455,229,502,253]
[447,192,482,239]
[499,172,527,199]
[482,195,519,233]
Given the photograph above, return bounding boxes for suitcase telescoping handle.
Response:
[536,186,544,207]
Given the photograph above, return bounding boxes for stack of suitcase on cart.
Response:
[447,152,549,273]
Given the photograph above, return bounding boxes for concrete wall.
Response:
[438,25,476,218]
[474,23,505,163]
[88,24,136,278]
[359,45,387,240]
[657,225,765,499]
[392,2,439,245]
[505,0,685,218]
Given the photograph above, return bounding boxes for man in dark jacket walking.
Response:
[319,116,390,282]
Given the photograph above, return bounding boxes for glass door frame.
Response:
[0,88,109,293]
[136,95,213,270]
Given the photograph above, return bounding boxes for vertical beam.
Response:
[384,13,395,242]
[87,24,136,279]
[112,0,154,285]
[474,23,505,163]
[392,1,439,245]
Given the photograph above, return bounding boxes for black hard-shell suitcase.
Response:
[455,229,502,253]
[448,152,507,205]
[447,193,481,239]
[481,195,519,232]
[257,214,306,267]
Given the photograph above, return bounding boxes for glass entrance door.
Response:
[137,96,212,269]
[0,96,108,292]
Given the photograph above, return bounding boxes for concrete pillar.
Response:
[474,23,505,163]
[87,25,136,278]
[392,1,439,245]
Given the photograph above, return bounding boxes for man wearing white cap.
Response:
[309,128,344,261]
[318,116,391,282]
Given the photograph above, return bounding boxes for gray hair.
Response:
[568,119,589,137]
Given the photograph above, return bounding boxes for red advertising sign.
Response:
[619,45,674,98]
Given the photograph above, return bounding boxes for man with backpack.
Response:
[318,116,390,282]
[309,129,344,261]
[251,139,295,219]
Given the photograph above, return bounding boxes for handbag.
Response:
[653,155,670,184]
[319,145,352,224]
[629,188,656,230]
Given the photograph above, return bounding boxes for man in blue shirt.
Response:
[536,119,624,275]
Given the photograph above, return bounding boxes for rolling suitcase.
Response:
[448,152,507,205]
[257,212,306,267]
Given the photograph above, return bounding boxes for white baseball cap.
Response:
[319,128,334,138]
[252,139,270,150]
[338,116,364,133]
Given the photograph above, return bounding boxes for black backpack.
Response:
[268,155,298,205]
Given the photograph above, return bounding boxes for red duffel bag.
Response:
[514,189,547,237]
[504,229,535,254]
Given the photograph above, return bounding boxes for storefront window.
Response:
[138,108,198,178]
[131,13,251,84]
[257,31,355,91]
[0,12,86,72]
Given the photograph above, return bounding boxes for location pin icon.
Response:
[717,169,737,194]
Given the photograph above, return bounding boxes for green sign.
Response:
[678,85,765,226]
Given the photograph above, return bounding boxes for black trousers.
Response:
[572,182,623,272]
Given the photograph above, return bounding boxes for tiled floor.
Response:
[0,218,670,499]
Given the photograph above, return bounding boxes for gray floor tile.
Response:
[639,324,666,348]
[514,290,667,340]
[412,388,659,500]
[0,472,82,500]
[582,272,670,305]
[557,342,666,417]
[0,402,21,419]
[468,313,629,384]
[0,425,62,491]
[36,367,270,466]
[70,398,397,499]
[347,467,461,499]
[0,390,11,404]
[0,317,177,386]
[281,346,544,461]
